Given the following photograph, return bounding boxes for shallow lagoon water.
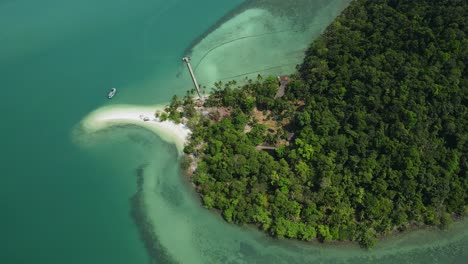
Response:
[1,0,466,263]
[189,0,351,86]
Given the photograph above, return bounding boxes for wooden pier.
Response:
[182,57,204,100]
[274,75,290,99]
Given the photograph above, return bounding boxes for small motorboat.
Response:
[108,88,117,99]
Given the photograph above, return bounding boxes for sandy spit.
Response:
[78,104,190,154]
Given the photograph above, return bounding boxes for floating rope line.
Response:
[192,29,300,72]
[191,21,329,73]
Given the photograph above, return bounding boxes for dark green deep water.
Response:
[1,0,466,263]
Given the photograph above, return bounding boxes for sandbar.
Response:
[79,104,190,154]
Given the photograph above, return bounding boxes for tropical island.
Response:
[80,0,466,250]
[150,0,468,248]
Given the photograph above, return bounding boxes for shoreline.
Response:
[75,103,197,263]
[78,104,191,155]
[75,35,466,262]
[73,100,467,260]
[71,0,467,260]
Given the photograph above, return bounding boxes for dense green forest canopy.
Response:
[182,0,467,247]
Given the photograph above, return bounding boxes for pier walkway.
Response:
[182,57,204,100]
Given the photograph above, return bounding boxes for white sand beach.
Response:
[79,104,191,154]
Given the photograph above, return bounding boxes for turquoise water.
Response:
[0,0,241,263]
[1,0,467,263]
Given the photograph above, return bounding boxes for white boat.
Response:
[108,88,117,99]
